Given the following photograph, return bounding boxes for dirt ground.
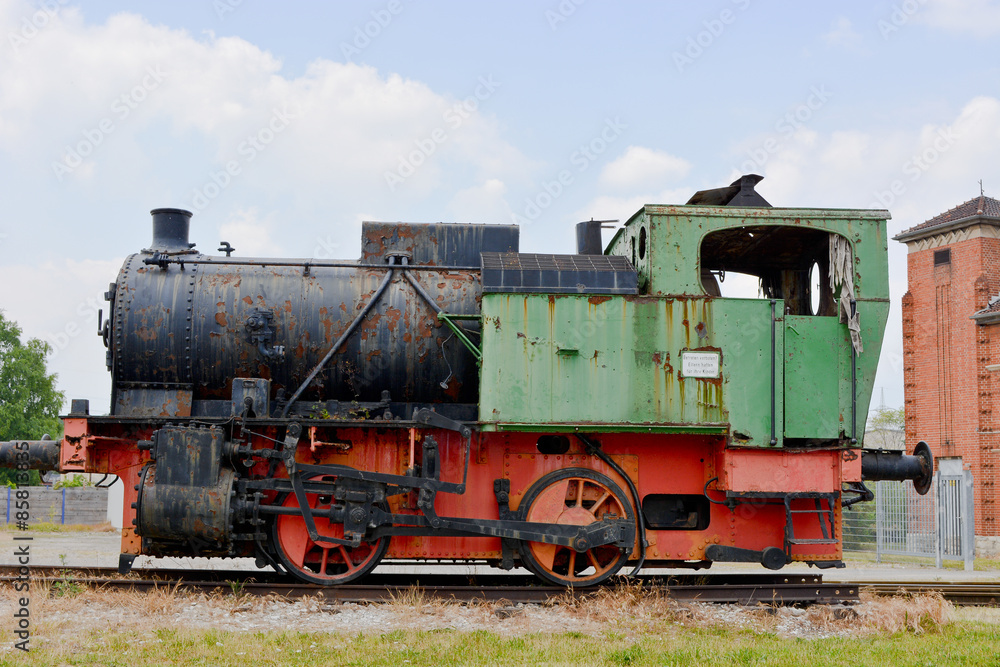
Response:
[0,582,974,655]
[0,528,994,654]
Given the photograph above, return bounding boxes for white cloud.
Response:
[919,0,1000,37]
[574,188,693,225]
[823,17,865,52]
[599,146,691,193]
[0,2,530,221]
[750,96,1000,217]
[0,1,543,415]
[216,207,282,257]
[446,178,513,224]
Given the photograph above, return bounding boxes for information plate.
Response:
[681,351,721,378]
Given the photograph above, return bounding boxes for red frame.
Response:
[63,418,849,565]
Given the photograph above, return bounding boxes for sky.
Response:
[1,0,998,418]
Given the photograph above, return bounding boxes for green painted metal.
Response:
[604,205,891,299]
[847,299,890,442]
[491,423,730,434]
[438,312,482,363]
[782,303,888,442]
[784,316,848,439]
[479,203,890,447]
[479,294,781,442]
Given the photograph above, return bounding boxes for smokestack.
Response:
[150,208,193,252]
[576,220,605,255]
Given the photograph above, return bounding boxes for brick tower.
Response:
[894,193,1000,547]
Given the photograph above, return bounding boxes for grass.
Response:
[4,622,1000,666]
[1,578,984,665]
[0,521,116,533]
[844,551,1000,572]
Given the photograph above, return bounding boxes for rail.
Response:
[4,567,995,605]
[0,568,861,605]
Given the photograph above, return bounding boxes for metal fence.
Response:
[843,463,974,570]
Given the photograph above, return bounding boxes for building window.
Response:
[934,248,951,265]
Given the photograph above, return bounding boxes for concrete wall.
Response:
[1,487,109,525]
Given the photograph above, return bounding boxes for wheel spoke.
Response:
[274,492,388,585]
[319,547,329,575]
[590,490,611,518]
[519,468,635,588]
[338,545,356,572]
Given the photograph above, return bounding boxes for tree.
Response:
[865,405,906,450]
[0,311,64,485]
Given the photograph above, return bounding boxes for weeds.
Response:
[50,554,82,598]
[49,579,82,598]
[1,575,957,667]
[0,520,116,533]
[855,591,952,634]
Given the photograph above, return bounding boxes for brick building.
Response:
[894,194,1000,550]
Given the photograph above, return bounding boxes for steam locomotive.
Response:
[2,175,932,586]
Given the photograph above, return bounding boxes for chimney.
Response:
[150,208,193,252]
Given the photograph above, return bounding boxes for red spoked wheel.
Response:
[272,491,389,585]
[518,468,635,587]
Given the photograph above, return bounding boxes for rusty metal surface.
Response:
[114,388,192,418]
[360,221,518,266]
[135,467,235,552]
[110,257,483,413]
[134,427,234,553]
[479,294,771,436]
[0,439,61,471]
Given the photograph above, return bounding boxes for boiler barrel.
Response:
[109,257,483,411]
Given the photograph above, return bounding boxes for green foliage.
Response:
[52,553,83,597]
[607,643,645,665]
[868,405,905,430]
[1,469,39,487]
[0,310,64,487]
[53,473,90,489]
[865,404,906,450]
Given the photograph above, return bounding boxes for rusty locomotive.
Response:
[2,176,932,586]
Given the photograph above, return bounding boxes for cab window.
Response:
[700,226,843,317]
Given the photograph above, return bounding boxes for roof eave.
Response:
[972,309,1000,325]
[893,215,1000,243]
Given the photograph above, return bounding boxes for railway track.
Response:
[859,582,1000,607]
[3,567,995,605]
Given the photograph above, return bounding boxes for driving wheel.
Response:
[518,467,635,587]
